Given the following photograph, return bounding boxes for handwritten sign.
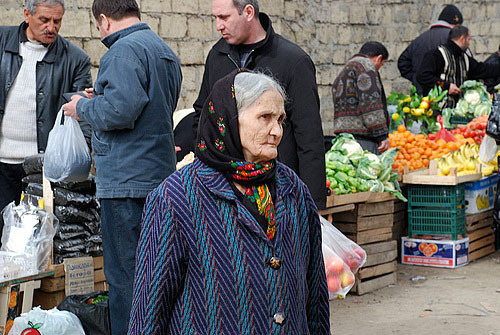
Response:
[64,256,94,296]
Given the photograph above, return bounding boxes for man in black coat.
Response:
[483,46,500,94]
[193,0,326,209]
[0,0,91,232]
[398,4,463,94]
[417,26,500,108]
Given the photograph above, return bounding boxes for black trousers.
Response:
[0,162,25,235]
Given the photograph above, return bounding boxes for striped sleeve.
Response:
[302,185,331,334]
[128,184,188,334]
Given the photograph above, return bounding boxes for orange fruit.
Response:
[397,124,406,133]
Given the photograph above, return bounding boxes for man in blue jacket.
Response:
[62,0,182,333]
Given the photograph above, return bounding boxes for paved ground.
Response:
[330,251,500,334]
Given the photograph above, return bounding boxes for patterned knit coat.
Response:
[332,55,389,142]
[128,159,330,334]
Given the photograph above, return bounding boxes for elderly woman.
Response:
[128,70,330,334]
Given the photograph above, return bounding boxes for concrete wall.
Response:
[2,0,500,135]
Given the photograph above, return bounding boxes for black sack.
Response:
[486,94,500,140]
[58,291,111,335]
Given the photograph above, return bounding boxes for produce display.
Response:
[325,134,406,201]
[449,115,488,144]
[447,80,492,119]
[437,143,499,177]
[388,84,447,134]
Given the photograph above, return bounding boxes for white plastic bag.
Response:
[1,195,58,274]
[44,108,91,183]
[320,216,367,299]
[9,307,85,335]
[479,134,498,163]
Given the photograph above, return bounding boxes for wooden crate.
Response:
[333,200,396,245]
[33,256,106,309]
[467,226,496,262]
[466,210,494,233]
[353,240,398,295]
[403,160,482,185]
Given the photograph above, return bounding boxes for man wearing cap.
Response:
[398,4,463,94]
[417,26,500,108]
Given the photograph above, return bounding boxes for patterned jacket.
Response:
[128,159,331,334]
[332,55,389,143]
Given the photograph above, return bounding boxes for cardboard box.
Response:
[401,237,469,268]
[464,174,499,214]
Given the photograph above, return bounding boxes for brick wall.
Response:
[2,0,500,135]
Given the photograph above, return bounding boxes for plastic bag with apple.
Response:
[320,216,367,299]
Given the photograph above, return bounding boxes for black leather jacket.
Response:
[0,22,92,152]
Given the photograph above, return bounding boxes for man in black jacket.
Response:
[398,4,463,95]
[484,46,500,94]
[0,0,92,231]
[417,26,500,108]
[193,0,326,209]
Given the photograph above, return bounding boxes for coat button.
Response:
[273,313,285,325]
[269,257,281,269]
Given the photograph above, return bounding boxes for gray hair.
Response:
[234,72,286,114]
[233,0,259,15]
[25,0,65,15]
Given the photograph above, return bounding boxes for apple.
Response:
[339,270,355,288]
[326,257,344,275]
[353,247,366,260]
[327,276,341,293]
[346,257,362,271]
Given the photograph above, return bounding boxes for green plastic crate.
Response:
[408,207,466,240]
[450,115,474,125]
[408,184,465,209]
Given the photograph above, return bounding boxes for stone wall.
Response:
[2,0,500,135]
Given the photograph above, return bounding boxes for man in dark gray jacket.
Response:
[398,4,463,94]
[193,0,326,209]
[0,0,91,233]
[62,0,181,333]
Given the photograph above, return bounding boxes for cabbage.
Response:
[473,103,491,117]
[455,99,469,117]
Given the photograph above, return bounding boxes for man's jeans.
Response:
[100,198,145,335]
[0,162,25,235]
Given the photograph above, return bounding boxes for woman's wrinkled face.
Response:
[238,90,285,164]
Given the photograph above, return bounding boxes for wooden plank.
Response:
[355,228,393,245]
[358,200,395,216]
[364,249,398,267]
[95,269,106,283]
[334,213,394,231]
[41,277,65,292]
[358,260,397,280]
[319,203,355,216]
[466,210,494,225]
[354,272,397,295]
[469,244,496,262]
[326,192,396,207]
[93,256,104,270]
[467,226,494,242]
[469,234,495,252]
[333,223,357,234]
[466,217,493,233]
[349,232,393,245]
[360,240,397,255]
